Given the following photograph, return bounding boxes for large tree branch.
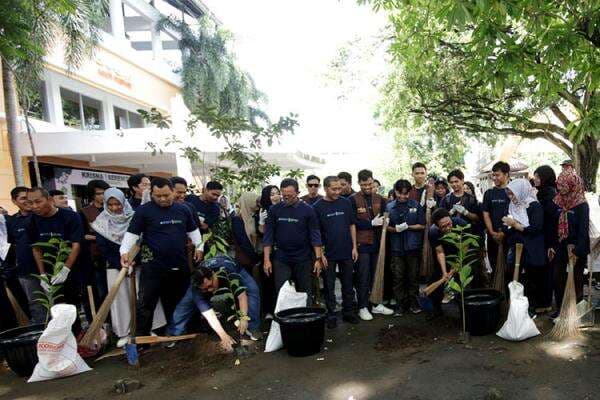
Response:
[549,104,571,128]
[558,90,583,112]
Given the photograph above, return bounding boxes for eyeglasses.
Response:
[307,184,320,188]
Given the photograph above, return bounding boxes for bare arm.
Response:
[350,224,357,251]
[483,211,495,235]
[64,242,80,269]
[32,247,45,274]
[435,245,447,276]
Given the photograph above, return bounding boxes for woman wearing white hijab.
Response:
[501,178,547,313]
[92,188,166,346]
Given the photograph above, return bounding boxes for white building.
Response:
[0,0,322,210]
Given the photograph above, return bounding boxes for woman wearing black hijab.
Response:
[532,165,558,313]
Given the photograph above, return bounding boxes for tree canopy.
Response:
[361,0,600,189]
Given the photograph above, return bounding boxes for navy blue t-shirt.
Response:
[128,197,142,210]
[28,208,84,272]
[482,187,510,232]
[312,197,356,261]
[6,213,36,277]
[263,200,322,263]
[185,194,220,229]
[95,234,121,270]
[128,201,197,268]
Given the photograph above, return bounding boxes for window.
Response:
[114,106,145,129]
[27,81,49,121]
[60,87,104,130]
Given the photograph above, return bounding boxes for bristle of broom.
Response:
[492,243,506,295]
[549,265,580,340]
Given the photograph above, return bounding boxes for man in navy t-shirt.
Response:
[27,187,84,332]
[481,161,510,272]
[120,177,204,336]
[263,178,323,299]
[313,176,359,327]
[439,169,482,235]
[6,186,41,322]
[185,181,222,232]
[428,208,468,318]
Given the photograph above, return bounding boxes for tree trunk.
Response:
[1,61,24,186]
[576,136,599,192]
[22,100,42,186]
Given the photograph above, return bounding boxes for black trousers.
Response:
[273,258,313,300]
[322,259,354,318]
[59,271,83,335]
[391,255,419,310]
[356,252,378,308]
[137,262,189,336]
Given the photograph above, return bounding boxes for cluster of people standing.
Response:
[0,159,593,351]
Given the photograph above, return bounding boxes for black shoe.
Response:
[342,314,360,324]
[327,318,337,329]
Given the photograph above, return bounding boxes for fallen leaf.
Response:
[317,357,325,361]
[234,359,241,366]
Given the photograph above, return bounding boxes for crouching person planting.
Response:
[169,255,261,352]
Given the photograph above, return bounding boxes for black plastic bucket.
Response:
[274,307,326,357]
[464,289,503,336]
[0,324,45,377]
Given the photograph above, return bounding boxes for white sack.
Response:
[497,281,540,341]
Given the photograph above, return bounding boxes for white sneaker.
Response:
[359,307,373,321]
[372,304,394,316]
[116,336,129,348]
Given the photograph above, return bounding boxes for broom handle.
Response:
[4,283,29,326]
[369,211,389,304]
[130,268,137,339]
[80,244,139,347]
[513,243,523,282]
[87,285,102,346]
[422,270,455,296]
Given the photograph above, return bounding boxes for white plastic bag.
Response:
[28,304,91,382]
[264,281,307,353]
[496,281,540,341]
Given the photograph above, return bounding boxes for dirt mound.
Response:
[374,318,455,352]
[140,334,230,382]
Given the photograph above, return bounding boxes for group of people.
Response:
[0,160,593,352]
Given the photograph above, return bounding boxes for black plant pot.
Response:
[275,307,326,357]
[464,289,503,336]
[0,324,45,377]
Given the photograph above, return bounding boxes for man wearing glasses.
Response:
[301,175,323,205]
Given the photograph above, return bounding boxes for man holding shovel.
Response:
[120,177,204,337]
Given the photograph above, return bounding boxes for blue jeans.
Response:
[169,268,261,335]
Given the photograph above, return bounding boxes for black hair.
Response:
[393,179,412,193]
[10,186,29,200]
[205,181,223,191]
[373,179,381,186]
[492,161,510,175]
[323,176,338,188]
[260,185,280,210]
[170,176,188,187]
[464,181,477,202]
[357,169,373,183]
[86,179,110,200]
[432,207,450,224]
[447,169,464,181]
[412,162,426,171]
[49,189,65,197]
[388,189,396,200]
[533,165,556,188]
[337,171,352,184]
[435,178,448,188]
[127,173,147,191]
[191,266,214,290]
[306,175,320,183]
[280,178,299,192]
[28,187,50,199]
[150,177,173,191]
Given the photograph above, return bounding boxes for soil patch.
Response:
[374,317,456,352]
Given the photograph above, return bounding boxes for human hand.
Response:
[547,248,556,262]
[321,255,328,268]
[502,216,516,228]
[51,266,70,285]
[371,214,384,227]
[352,247,358,262]
[219,334,236,353]
[395,222,409,233]
[454,204,468,216]
[426,199,436,209]
[237,317,249,335]
[193,249,204,262]
[263,259,272,276]
[313,259,323,276]
[40,275,51,292]
[259,210,268,225]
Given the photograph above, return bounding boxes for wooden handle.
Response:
[369,212,389,304]
[130,269,137,338]
[4,284,29,326]
[422,277,446,297]
[132,334,198,345]
[513,243,523,282]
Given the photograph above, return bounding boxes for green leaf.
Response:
[447,279,462,293]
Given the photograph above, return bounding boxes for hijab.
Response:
[0,214,9,261]
[554,171,587,242]
[238,192,259,245]
[91,187,134,245]
[507,178,538,228]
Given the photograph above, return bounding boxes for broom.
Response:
[421,270,455,297]
[549,244,580,339]
[493,242,507,295]
[369,212,389,305]
[80,244,140,348]
[126,268,139,367]
[513,243,523,282]
[420,184,435,279]
[4,284,29,326]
